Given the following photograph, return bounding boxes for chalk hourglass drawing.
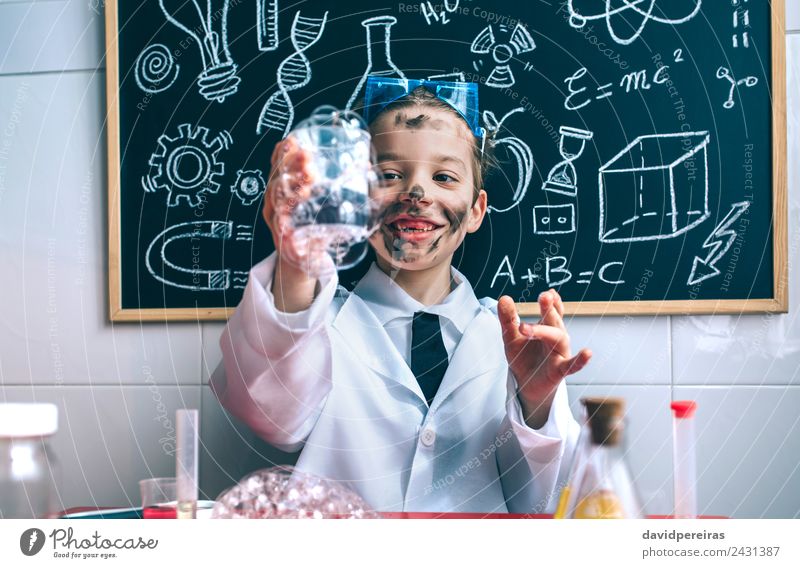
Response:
[542,126,594,197]
[346,16,407,112]
[257,10,329,136]
[158,0,241,103]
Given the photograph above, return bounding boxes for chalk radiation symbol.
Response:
[470,23,536,88]
[141,124,232,208]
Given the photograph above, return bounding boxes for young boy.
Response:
[211,77,591,513]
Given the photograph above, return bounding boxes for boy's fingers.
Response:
[538,291,566,331]
[519,323,569,354]
[550,289,565,317]
[497,296,521,340]
[558,348,592,377]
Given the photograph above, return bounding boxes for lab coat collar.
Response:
[352,262,479,335]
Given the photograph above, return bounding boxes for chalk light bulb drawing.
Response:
[158,0,241,103]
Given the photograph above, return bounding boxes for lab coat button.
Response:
[420,428,436,447]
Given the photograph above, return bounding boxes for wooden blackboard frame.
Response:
[105,1,787,321]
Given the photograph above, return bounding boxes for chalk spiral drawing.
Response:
[135,44,180,93]
[470,23,536,88]
[687,201,750,285]
[257,0,279,51]
[598,131,710,243]
[482,107,533,213]
[231,169,266,206]
[142,124,232,208]
[158,0,241,103]
[567,0,702,46]
[145,221,251,291]
[716,66,758,110]
[346,16,406,113]
[257,10,329,136]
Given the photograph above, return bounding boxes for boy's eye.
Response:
[433,173,458,183]
[381,171,402,181]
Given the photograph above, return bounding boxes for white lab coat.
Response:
[211,253,580,513]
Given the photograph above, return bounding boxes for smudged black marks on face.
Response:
[443,205,468,235]
[393,112,444,131]
[428,234,443,253]
[409,184,425,201]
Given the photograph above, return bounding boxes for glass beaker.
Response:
[283,105,381,276]
[346,16,407,112]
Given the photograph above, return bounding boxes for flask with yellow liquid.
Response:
[555,397,642,519]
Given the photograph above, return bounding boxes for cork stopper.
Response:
[581,397,625,446]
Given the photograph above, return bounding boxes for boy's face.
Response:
[368,105,487,272]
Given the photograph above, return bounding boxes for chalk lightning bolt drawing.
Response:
[158,0,241,103]
[145,221,251,291]
[257,10,329,136]
[567,0,702,46]
[687,201,751,286]
[257,0,279,51]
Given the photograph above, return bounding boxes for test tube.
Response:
[670,401,698,519]
[176,409,199,520]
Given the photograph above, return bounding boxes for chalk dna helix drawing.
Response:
[258,0,279,51]
[470,23,536,89]
[566,0,703,46]
[158,0,241,103]
[145,221,251,291]
[142,124,232,208]
[257,10,329,136]
[135,44,180,94]
[598,131,710,243]
[482,107,533,214]
[346,16,407,112]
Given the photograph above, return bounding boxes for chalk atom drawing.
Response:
[145,221,251,291]
[158,0,241,103]
[687,201,750,285]
[598,131,710,243]
[231,169,266,206]
[483,107,533,213]
[567,0,702,46]
[471,23,536,88]
[257,0,279,51]
[142,124,232,208]
[135,44,180,94]
[257,10,329,136]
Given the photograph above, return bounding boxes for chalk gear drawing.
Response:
[142,124,232,208]
[231,169,266,206]
[470,23,536,88]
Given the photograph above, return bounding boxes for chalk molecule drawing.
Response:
[716,66,758,110]
[135,44,180,94]
[470,23,536,88]
[231,169,266,206]
[687,201,751,286]
[145,221,251,291]
[141,124,232,208]
[257,10,329,136]
[533,204,576,235]
[257,0,279,51]
[346,16,407,113]
[158,0,241,103]
[598,131,710,243]
[482,107,533,213]
[567,0,703,46]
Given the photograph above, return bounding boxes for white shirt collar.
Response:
[353,263,481,335]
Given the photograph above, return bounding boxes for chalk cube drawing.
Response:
[598,132,710,243]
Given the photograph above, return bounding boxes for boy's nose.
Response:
[399,182,431,204]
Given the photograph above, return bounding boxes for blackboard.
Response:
[106,0,787,321]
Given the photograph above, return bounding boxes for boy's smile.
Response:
[367,105,487,272]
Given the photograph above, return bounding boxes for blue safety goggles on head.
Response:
[362,76,486,143]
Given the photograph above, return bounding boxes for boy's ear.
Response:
[466,189,488,233]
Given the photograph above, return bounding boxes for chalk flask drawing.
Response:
[346,16,407,112]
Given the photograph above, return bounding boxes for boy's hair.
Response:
[356,86,497,203]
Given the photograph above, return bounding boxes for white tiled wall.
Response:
[1,1,798,518]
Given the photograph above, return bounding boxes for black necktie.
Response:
[410,312,449,406]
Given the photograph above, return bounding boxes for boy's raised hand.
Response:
[497,292,591,429]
